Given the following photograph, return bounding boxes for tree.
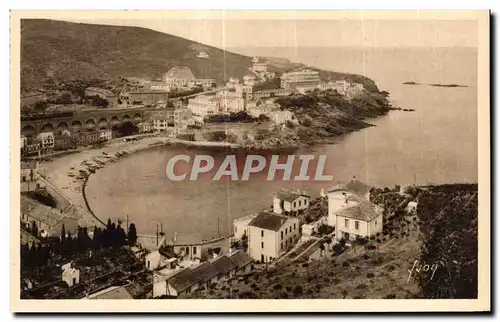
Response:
[319,243,325,257]
[127,223,138,246]
[61,224,66,241]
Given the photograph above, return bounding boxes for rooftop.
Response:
[248,212,290,232]
[21,195,67,227]
[167,250,253,293]
[274,189,311,202]
[165,66,196,80]
[87,285,133,299]
[334,195,381,222]
[328,178,372,196]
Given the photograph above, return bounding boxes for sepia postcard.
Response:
[10,10,490,312]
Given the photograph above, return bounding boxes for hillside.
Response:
[20,19,380,92]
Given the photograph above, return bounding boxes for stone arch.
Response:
[56,122,69,132]
[122,114,131,123]
[97,118,108,129]
[41,123,55,133]
[84,119,96,130]
[21,125,36,136]
[110,116,120,126]
[72,120,83,131]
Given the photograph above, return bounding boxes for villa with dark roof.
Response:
[247,212,300,263]
[327,178,383,241]
[272,189,311,214]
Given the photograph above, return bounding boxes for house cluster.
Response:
[137,102,193,134]
[232,178,384,264]
[21,128,113,157]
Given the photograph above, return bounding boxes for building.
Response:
[327,179,383,241]
[233,213,259,240]
[98,129,113,142]
[280,69,321,92]
[273,189,311,214]
[36,132,55,154]
[188,79,216,90]
[76,130,101,146]
[149,81,171,92]
[145,247,178,271]
[270,110,295,125]
[252,62,268,73]
[54,133,76,151]
[234,84,253,99]
[226,77,240,89]
[196,51,210,59]
[87,285,134,299]
[23,137,41,156]
[154,250,253,298]
[243,75,257,87]
[21,135,27,150]
[174,107,193,133]
[187,95,219,124]
[61,262,80,287]
[124,77,151,87]
[216,91,245,114]
[21,161,38,183]
[137,121,153,133]
[128,90,169,107]
[21,195,79,237]
[247,212,300,263]
[152,108,176,132]
[252,89,291,101]
[164,66,197,88]
[85,87,118,106]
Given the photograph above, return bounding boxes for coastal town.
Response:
[17,18,480,302]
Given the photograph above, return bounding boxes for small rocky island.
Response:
[403,81,467,88]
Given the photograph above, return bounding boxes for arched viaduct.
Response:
[21,108,154,136]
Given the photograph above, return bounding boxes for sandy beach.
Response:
[40,135,238,249]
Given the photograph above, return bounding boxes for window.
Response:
[293,202,296,208]
[298,200,302,207]
[193,246,197,255]
[294,223,296,230]
[281,242,283,250]
[261,242,264,249]
[355,221,359,230]
[281,231,283,240]
[375,220,378,226]
[345,219,349,227]
[261,230,264,237]
[285,228,288,234]
[305,199,308,205]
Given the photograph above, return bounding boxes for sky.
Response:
[64,16,478,50]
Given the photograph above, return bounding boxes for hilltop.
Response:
[20,19,380,92]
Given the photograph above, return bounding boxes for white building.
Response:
[234,84,253,99]
[327,179,383,241]
[98,129,112,142]
[196,51,210,59]
[247,212,300,263]
[243,75,257,87]
[61,262,80,287]
[233,213,259,240]
[36,132,55,153]
[280,69,321,91]
[273,189,311,214]
[149,81,171,92]
[270,110,295,125]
